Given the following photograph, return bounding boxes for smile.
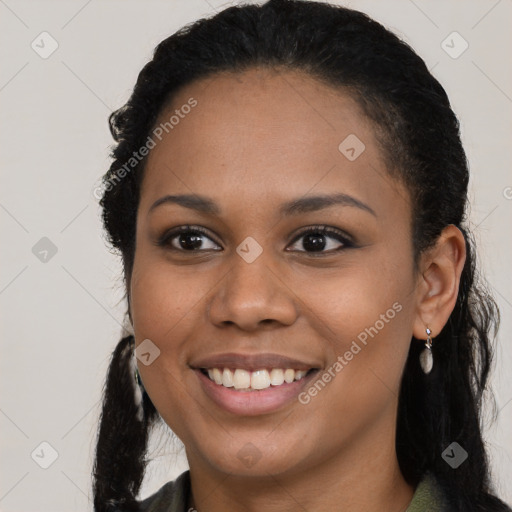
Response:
[201,367,314,391]
[195,367,321,416]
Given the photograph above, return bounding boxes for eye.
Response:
[286,225,353,255]
[157,224,354,255]
[157,225,221,252]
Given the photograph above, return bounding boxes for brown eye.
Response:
[156,224,354,255]
[157,226,221,252]
[287,226,354,254]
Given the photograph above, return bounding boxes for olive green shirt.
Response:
[138,470,450,511]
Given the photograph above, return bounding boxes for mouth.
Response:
[194,366,321,416]
[199,367,318,391]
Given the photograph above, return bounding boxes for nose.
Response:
[207,249,299,331]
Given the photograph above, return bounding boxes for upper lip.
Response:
[190,352,321,372]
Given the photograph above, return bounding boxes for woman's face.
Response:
[130,67,421,478]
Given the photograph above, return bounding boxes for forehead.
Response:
[139,67,409,220]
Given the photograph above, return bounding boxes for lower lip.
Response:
[194,369,319,416]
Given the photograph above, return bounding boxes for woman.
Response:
[92,0,511,510]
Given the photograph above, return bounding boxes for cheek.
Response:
[130,257,208,335]
[303,249,412,337]
[129,257,199,364]
[299,252,415,398]
[129,259,210,435]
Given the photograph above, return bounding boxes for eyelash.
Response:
[156,224,354,256]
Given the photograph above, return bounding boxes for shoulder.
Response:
[406,471,451,512]
[137,470,191,512]
[407,472,512,512]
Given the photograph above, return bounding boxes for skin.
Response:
[129,67,466,512]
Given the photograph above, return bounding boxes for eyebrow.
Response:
[148,193,376,217]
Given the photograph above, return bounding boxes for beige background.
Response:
[1,0,511,510]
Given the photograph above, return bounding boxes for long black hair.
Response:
[93,1,510,510]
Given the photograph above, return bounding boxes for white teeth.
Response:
[295,370,307,381]
[284,369,295,383]
[270,368,285,386]
[233,369,251,389]
[251,369,270,390]
[212,368,223,385]
[205,367,310,390]
[222,368,234,387]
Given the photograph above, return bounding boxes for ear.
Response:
[412,225,466,340]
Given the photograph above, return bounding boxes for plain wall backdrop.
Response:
[1,0,511,510]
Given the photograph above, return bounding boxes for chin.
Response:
[193,437,309,478]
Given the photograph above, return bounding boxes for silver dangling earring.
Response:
[419,327,433,374]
